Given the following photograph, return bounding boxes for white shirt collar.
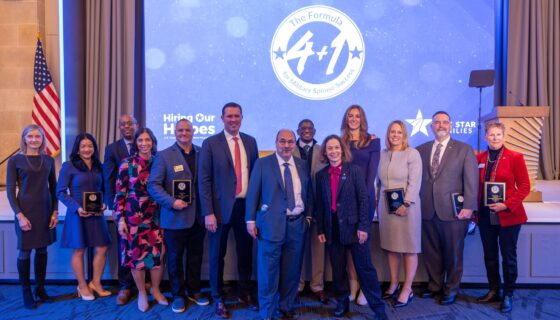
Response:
[434,135,451,147]
[298,140,313,149]
[275,152,295,166]
[224,130,239,141]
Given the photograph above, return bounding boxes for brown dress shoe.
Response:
[238,294,259,311]
[215,302,229,318]
[116,289,131,305]
[313,290,329,304]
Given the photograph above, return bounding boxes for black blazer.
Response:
[316,162,370,245]
[102,138,131,209]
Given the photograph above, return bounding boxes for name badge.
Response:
[174,165,184,172]
[478,163,485,169]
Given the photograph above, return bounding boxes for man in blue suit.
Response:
[199,102,259,318]
[148,119,208,313]
[246,129,312,320]
[102,114,137,305]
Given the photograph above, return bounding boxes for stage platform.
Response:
[1,181,559,284]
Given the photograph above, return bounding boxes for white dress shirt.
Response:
[276,153,304,216]
[430,136,451,166]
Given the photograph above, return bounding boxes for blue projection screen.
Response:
[145,0,494,150]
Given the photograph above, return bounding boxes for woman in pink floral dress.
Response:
[115,128,167,312]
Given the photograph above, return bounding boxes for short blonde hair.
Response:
[19,124,47,154]
[384,120,409,150]
[485,121,506,134]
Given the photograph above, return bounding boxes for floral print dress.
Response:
[115,155,163,270]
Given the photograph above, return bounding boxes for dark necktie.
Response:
[431,143,442,177]
[127,143,133,156]
[303,145,311,155]
[283,163,296,211]
[233,137,242,195]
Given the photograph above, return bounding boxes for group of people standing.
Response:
[6,102,530,319]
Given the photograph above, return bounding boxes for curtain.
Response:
[85,0,144,157]
[504,0,560,179]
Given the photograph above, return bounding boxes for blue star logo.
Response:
[350,47,362,59]
[273,47,286,60]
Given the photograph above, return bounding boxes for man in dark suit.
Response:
[293,119,328,304]
[147,119,208,313]
[199,102,259,318]
[246,129,312,320]
[102,114,137,305]
[416,111,478,305]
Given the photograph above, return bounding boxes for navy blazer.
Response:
[102,139,131,209]
[198,130,258,224]
[316,163,370,245]
[245,154,312,242]
[147,143,201,229]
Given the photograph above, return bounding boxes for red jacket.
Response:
[476,147,530,227]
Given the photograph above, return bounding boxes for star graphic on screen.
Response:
[350,47,362,59]
[406,110,432,136]
[273,47,286,59]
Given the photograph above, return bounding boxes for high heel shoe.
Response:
[76,286,95,301]
[137,292,149,312]
[382,284,400,300]
[88,282,111,297]
[393,291,413,308]
[152,291,169,306]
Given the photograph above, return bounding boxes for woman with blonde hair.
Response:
[7,124,58,309]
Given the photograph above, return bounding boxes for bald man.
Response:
[246,129,313,319]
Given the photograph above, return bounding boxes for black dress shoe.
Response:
[215,302,229,318]
[334,298,349,318]
[393,291,414,308]
[239,294,259,311]
[477,290,501,303]
[275,309,296,319]
[439,293,457,305]
[500,296,513,313]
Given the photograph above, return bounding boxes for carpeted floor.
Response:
[0,283,559,319]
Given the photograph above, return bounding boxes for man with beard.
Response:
[102,114,138,305]
[416,111,478,305]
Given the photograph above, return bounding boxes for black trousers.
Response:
[164,222,206,298]
[208,199,254,301]
[478,210,521,297]
[328,218,385,316]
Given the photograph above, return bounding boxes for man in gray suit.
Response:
[148,119,208,313]
[416,111,478,305]
[293,119,328,304]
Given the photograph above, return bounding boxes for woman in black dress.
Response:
[6,124,58,309]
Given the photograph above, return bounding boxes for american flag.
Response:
[32,38,61,156]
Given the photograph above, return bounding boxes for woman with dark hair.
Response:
[316,135,387,320]
[340,104,381,304]
[7,124,58,309]
[475,122,530,313]
[114,128,167,312]
[57,133,112,301]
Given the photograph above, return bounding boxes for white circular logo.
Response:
[178,182,186,191]
[89,194,97,201]
[391,192,399,200]
[457,195,464,203]
[271,5,365,100]
[491,186,499,194]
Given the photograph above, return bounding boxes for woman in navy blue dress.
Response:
[7,124,58,309]
[340,104,381,305]
[57,133,112,301]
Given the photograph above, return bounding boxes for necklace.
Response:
[24,154,43,172]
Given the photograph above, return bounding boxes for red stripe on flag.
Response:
[31,111,57,149]
[38,90,60,126]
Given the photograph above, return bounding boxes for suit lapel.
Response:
[172,144,190,177]
[218,131,235,169]
[294,158,307,201]
[337,164,349,198]
[322,170,332,212]
[271,154,285,192]
[118,139,130,158]
[240,132,254,168]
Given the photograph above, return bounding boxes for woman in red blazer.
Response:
[475,122,530,313]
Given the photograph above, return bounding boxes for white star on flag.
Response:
[406,110,432,136]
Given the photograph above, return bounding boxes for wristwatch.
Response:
[403,202,410,208]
